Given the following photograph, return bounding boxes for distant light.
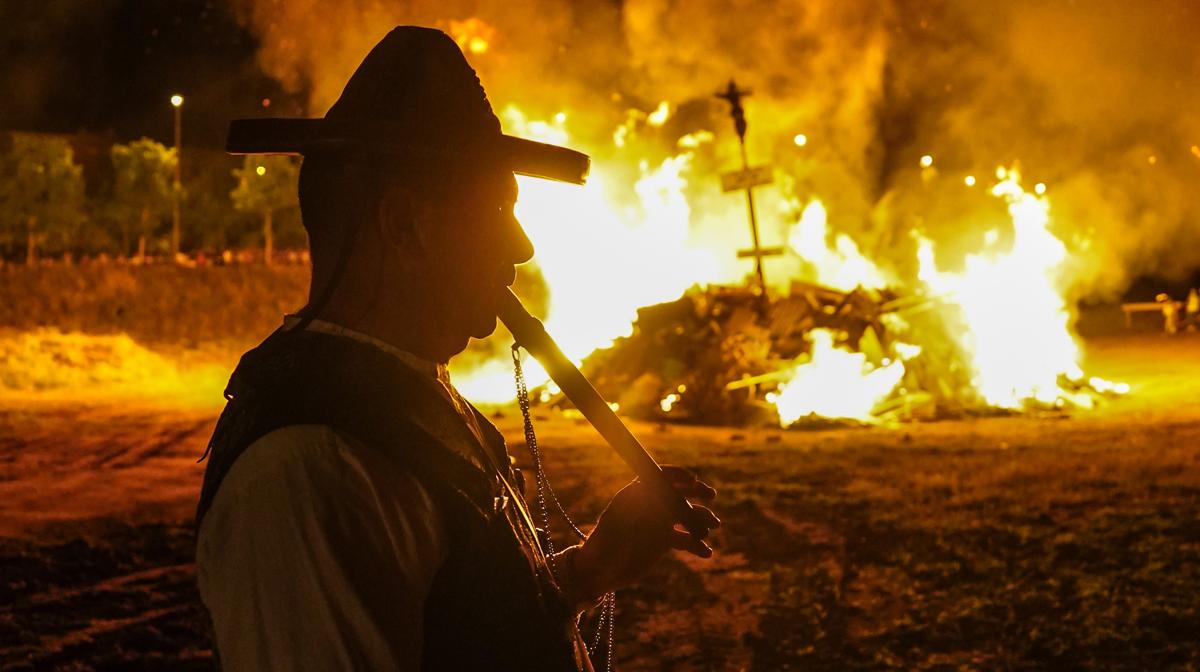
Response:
[1034,182,1047,195]
[995,166,1007,179]
[793,133,808,147]
[553,111,567,124]
[170,94,184,107]
[920,154,934,168]
[261,98,271,108]
[660,393,680,413]
[467,37,488,54]
[1147,155,1158,165]
[1191,145,1200,159]
[964,175,976,187]
[255,166,266,176]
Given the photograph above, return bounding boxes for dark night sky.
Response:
[0,0,298,149]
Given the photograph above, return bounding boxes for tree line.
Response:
[0,133,301,265]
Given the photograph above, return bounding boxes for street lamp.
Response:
[170,94,184,257]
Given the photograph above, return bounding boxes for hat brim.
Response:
[226,118,590,185]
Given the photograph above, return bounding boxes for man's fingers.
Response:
[669,529,713,558]
[673,480,717,503]
[668,529,693,550]
[657,466,716,502]
[659,465,698,485]
[691,504,721,529]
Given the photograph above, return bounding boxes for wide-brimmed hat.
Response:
[226,26,589,185]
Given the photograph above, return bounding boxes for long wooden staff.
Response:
[496,288,712,539]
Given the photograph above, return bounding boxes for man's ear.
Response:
[376,184,424,256]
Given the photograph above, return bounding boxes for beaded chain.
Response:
[512,345,617,671]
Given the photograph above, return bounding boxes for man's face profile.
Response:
[382,166,532,354]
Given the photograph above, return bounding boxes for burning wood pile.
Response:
[555,275,1127,428]
[441,74,1136,425]
[448,158,1133,428]
[576,282,894,426]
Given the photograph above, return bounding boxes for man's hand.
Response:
[571,466,720,602]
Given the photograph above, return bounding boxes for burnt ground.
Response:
[1,333,1198,671]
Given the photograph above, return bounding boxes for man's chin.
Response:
[469,314,498,340]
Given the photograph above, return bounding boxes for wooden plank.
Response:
[720,165,773,192]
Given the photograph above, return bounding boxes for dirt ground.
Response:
[1,333,1198,670]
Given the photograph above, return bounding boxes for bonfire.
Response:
[452,99,1127,426]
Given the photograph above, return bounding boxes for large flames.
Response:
[916,169,1089,410]
[450,101,1124,424]
[768,168,1127,424]
[454,105,726,402]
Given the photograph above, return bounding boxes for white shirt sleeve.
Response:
[196,424,447,671]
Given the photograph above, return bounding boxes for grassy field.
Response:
[1,334,1198,670]
[0,263,307,347]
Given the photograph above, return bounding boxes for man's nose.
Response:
[508,216,535,265]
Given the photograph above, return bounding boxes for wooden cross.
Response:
[716,79,780,304]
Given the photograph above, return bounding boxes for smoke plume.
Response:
[228,0,1200,300]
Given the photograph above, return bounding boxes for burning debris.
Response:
[573,282,899,425]
[425,26,1131,426]
[563,259,1127,428]
[493,156,1130,427]
[452,121,1128,427]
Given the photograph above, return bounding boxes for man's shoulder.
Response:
[198,424,443,550]
[216,424,432,505]
[237,424,358,471]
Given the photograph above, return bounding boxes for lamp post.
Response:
[170,94,183,258]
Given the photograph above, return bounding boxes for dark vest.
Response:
[196,328,590,671]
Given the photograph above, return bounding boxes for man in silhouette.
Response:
[195,26,718,670]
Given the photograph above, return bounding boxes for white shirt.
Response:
[196,320,589,670]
